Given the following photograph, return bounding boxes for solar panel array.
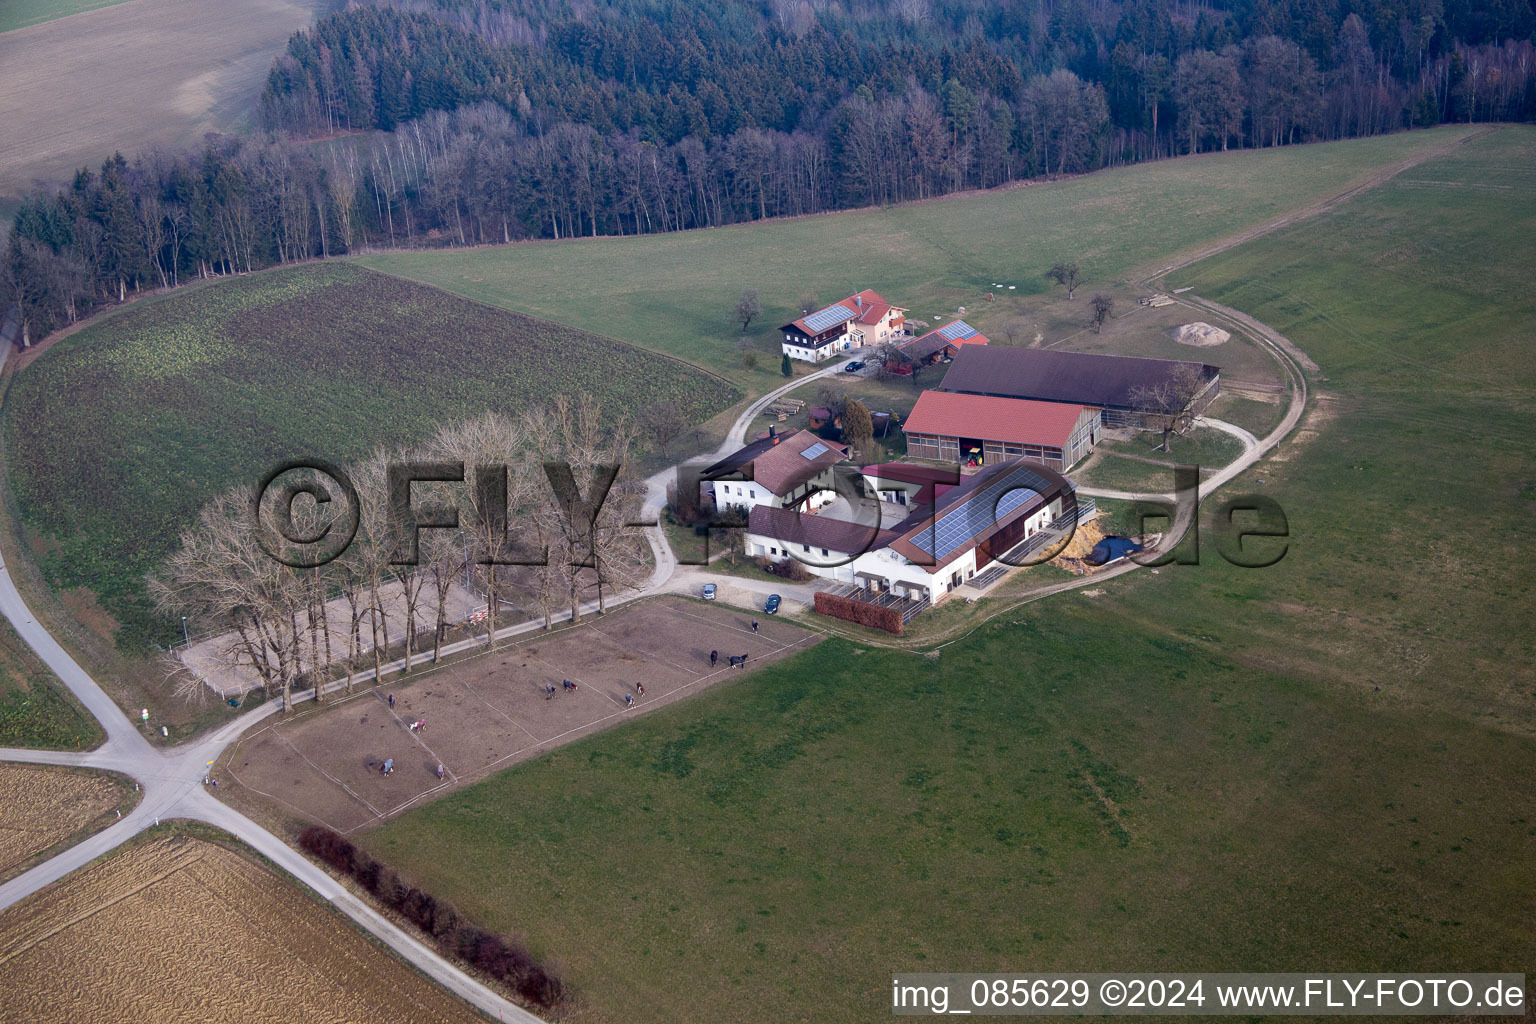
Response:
[800,442,830,460]
[936,319,979,341]
[801,304,856,334]
[908,463,1054,560]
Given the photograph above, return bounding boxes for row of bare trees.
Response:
[152,396,650,710]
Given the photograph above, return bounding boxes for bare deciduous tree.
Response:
[734,288,762,331]
[639,400,689,458]
[1090,293,1115,333]
[1046,261,1081,299]
[1129,363,1211,452]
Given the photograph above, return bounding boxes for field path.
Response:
[1133,125,1497,287]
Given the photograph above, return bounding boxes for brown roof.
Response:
[902,391,1091,449]
[939,345,1219,410]
[703,428,847,497]
[748,504,898,555]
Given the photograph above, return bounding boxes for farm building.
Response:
[781,289,907,362]
[882,318,989,375]
[744,458,1077,604]
[902,390,1100,469]
[937,345,1220,427]
[702,427,848,512]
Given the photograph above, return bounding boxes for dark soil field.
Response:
[223,598,817,832]
[3,263,738,651]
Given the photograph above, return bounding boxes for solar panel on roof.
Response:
[802,304,856,333]
[909,464,1052,560]
[800,442,830,460]
[937,319,979,341]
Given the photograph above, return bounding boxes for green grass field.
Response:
[0,0,130,33]
[359,128,1479,383]
[3,262,737,650]
[0,618,101,749]
[362,126,1536,1022]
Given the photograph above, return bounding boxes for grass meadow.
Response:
[360,127,1478,383]
[362,126,1536,1022]
[0,0,131,33]
[0,618,101,749]
[2,262,736,650]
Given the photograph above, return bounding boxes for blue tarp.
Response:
[1087,536,1143,565]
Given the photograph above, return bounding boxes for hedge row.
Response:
[299,825,565,1008]
[813,591,904,635]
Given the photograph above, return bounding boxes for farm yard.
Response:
[223,598,818,833]
[360,127,1481,382]
[3,262,737,652]
[347,127,1536,1024]
[0,764,131,880]
[0,832,488,1024]
[0,0,331,201]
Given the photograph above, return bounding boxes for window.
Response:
[822,548,830,556]
[771,547,779,555]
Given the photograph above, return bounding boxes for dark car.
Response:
[843,360,865,373]
[764,594,782,614]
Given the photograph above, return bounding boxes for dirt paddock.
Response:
[224,598,818,833]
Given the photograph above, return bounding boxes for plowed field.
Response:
[0,763,123,878]
[0,835,486,1024]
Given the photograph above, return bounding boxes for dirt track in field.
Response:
[0,834,487,1024]
[1133,125,1496,287]
[0,763,122,878]
[0,0,330,199]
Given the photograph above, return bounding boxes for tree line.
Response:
[152,396,647,711]
[4,0,1534,341]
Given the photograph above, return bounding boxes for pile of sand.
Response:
[1170,322,1231,347]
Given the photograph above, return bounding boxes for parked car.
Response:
[702,583,717,601]
[843,360,865,373]
[764,594,782,614]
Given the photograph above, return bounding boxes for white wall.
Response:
[744,499,1055,601]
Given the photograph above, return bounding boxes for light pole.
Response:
[181,616,189,648]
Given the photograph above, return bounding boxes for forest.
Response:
[4,0,1534,342]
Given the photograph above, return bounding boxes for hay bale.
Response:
[1060,517,1106,559]
[1170,322,1230,347]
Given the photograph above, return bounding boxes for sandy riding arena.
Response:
[0,833,486,1024]
[225,598,819,833]
[0,763,129,880]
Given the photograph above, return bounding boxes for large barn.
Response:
[937,345,1221,426]
[902,390,1101,470]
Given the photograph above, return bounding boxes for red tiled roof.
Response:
[902,391,1089,450]
[783,289,907,336]
[842,288,904,326]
